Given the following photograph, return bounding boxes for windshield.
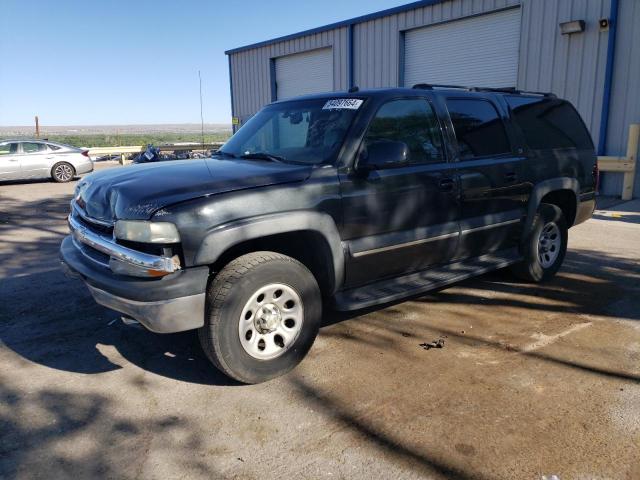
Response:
[219,98,363,165]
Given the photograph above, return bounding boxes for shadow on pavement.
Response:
[1,191,639,386]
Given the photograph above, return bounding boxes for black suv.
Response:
[60,85,597,383]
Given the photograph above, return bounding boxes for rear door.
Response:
[0,142,21,180]
[442,96,528,260]
[18,142,50,178]
[339,96,459,287]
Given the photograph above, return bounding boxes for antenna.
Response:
[198,70,205,152]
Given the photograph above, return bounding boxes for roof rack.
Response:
[411,83,556,98]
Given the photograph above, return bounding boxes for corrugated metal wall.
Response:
[351,0,519,88]
[601,0,640,197]
[518,0,610,149]
[229,27,349,123]
[228,0,639,197]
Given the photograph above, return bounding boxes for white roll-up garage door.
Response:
[404,8,521,88]
[275,48,333,100]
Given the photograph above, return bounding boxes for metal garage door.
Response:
[404,8,521,88]
[275,48,333,100]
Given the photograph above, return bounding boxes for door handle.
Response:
[439,178,455,192]
[504,172,518,183]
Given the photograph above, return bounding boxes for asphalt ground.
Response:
[1,164,638,479]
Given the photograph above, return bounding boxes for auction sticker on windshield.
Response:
[323,99,363,110]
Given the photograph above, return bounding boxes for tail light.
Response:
[592,162,600,193]
[81,150,90,158]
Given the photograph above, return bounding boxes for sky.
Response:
[0,0,409,126]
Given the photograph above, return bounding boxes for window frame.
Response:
[445,96,514,161]
[358,95,449,167]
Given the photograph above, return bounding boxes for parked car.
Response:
[60,85,597,383]
[0,139,93,182]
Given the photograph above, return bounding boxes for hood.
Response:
[76,157,312,221]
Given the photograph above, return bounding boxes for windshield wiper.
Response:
[240,152,287,163]
[213,150,237,159]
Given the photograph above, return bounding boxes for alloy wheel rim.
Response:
[238,283,304,360]
[538,221,561,268]
[55,164,73,181]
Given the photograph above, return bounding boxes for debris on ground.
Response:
[419,337,446,350]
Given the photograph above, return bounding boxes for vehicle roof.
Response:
[0,139,78,148]
[270,85,557,105]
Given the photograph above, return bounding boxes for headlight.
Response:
[114,220,180,243]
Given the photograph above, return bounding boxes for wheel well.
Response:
[540,189,577,226]
[210,231,336,297]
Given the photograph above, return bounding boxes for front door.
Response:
[339,97,459,288]
[0,142,21,180]
[443,96,528,260]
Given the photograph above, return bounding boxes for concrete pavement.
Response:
[1,171,638,479]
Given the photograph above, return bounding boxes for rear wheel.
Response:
[51,162,75,182]
[198,252,321,384]
[512,203,567,282]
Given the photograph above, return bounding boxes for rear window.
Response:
[505,96,594,150]
[446,98,511,159]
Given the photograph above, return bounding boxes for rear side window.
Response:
[47,144,62,151]
[364,98,444,164]
[21,142,46,153]
[506,96,594,150]
[446,99,511,159]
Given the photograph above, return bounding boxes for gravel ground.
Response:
[1,165,639,479]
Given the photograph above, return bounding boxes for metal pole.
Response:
[35,116,40,138]
[621,124,639,201]
[199,70,205,151]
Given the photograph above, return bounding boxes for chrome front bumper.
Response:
[68,213,179,275]
[87,284,205,333]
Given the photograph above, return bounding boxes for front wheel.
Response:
[198,252,321,384]
[511,203,568,282]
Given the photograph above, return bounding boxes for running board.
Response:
[333,248,521,311]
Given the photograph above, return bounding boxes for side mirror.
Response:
[357,140,410,171]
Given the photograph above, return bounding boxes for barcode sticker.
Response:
[322,98,364,110]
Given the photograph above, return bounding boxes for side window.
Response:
[21,142,46,154]
[446,99,511,159]
[364,98,444,164]
[506,96,594,150]
[47,144,62,151]
[0,143,18,155]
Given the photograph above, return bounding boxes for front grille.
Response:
[72,202,114,236]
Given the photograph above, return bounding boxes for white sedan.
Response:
[0,139,94,182]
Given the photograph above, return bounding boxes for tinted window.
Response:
[447,99,511,159]
[506,96,594,150]
[47,144,62,151]
[21,142,46,153]
[0,143,18,155]
[364,98,444,164]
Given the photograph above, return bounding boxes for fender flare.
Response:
[523,177,579,236]
[194,211,345,292]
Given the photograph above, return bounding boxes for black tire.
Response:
[198,251,321,384]
[511,203,568,282]
[51,162,75,183]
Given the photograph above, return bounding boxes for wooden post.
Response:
[621,123,639,201]
[35,116,40,138]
